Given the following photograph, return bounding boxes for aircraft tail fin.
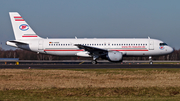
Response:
[9,12,42,40]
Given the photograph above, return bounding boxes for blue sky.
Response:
[0,0,180,50]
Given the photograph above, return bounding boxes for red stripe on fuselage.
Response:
[44,49,84,51]
[111,50,148,51]
[22,36,38,37]
[44,49,148,52]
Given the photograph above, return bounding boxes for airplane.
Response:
[6,12,174,64]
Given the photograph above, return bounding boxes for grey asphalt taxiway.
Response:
[0,64,180,69]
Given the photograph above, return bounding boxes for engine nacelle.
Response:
[106,51,123,62]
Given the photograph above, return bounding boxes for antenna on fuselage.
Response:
[148,36,150,39]
[75,36,77,39]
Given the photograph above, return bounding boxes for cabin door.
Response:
[38,40,44,50]
[149,41,154,50]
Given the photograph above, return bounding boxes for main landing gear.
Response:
[149,56,153,64]
[91,55,99,64]
[92,60,97,64]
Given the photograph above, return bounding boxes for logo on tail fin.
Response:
[19,24,29,31]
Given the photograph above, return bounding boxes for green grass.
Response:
[0,68,180,100]
[0,87,180,101]
[66,68,180,74]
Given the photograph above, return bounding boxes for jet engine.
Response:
[106,51,123,62]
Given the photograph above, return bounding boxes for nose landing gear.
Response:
[149,56,153,64]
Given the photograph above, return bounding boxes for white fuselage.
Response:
[7,12,174,64]
[7,38,174,57]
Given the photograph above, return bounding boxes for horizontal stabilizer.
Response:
[8,40,29,45]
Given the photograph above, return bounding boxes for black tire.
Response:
[92,60,97,64]
[149,61,153,64]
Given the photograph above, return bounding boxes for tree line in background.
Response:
[0,48,180,60]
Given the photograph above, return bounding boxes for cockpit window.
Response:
[159,43,168,46]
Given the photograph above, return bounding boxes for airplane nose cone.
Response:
[169,47,174,53]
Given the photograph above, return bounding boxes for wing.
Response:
[75,44,107,56]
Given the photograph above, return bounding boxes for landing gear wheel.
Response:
[149,61,153,64]
[92,60,97,64]
[149,56,153,64]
